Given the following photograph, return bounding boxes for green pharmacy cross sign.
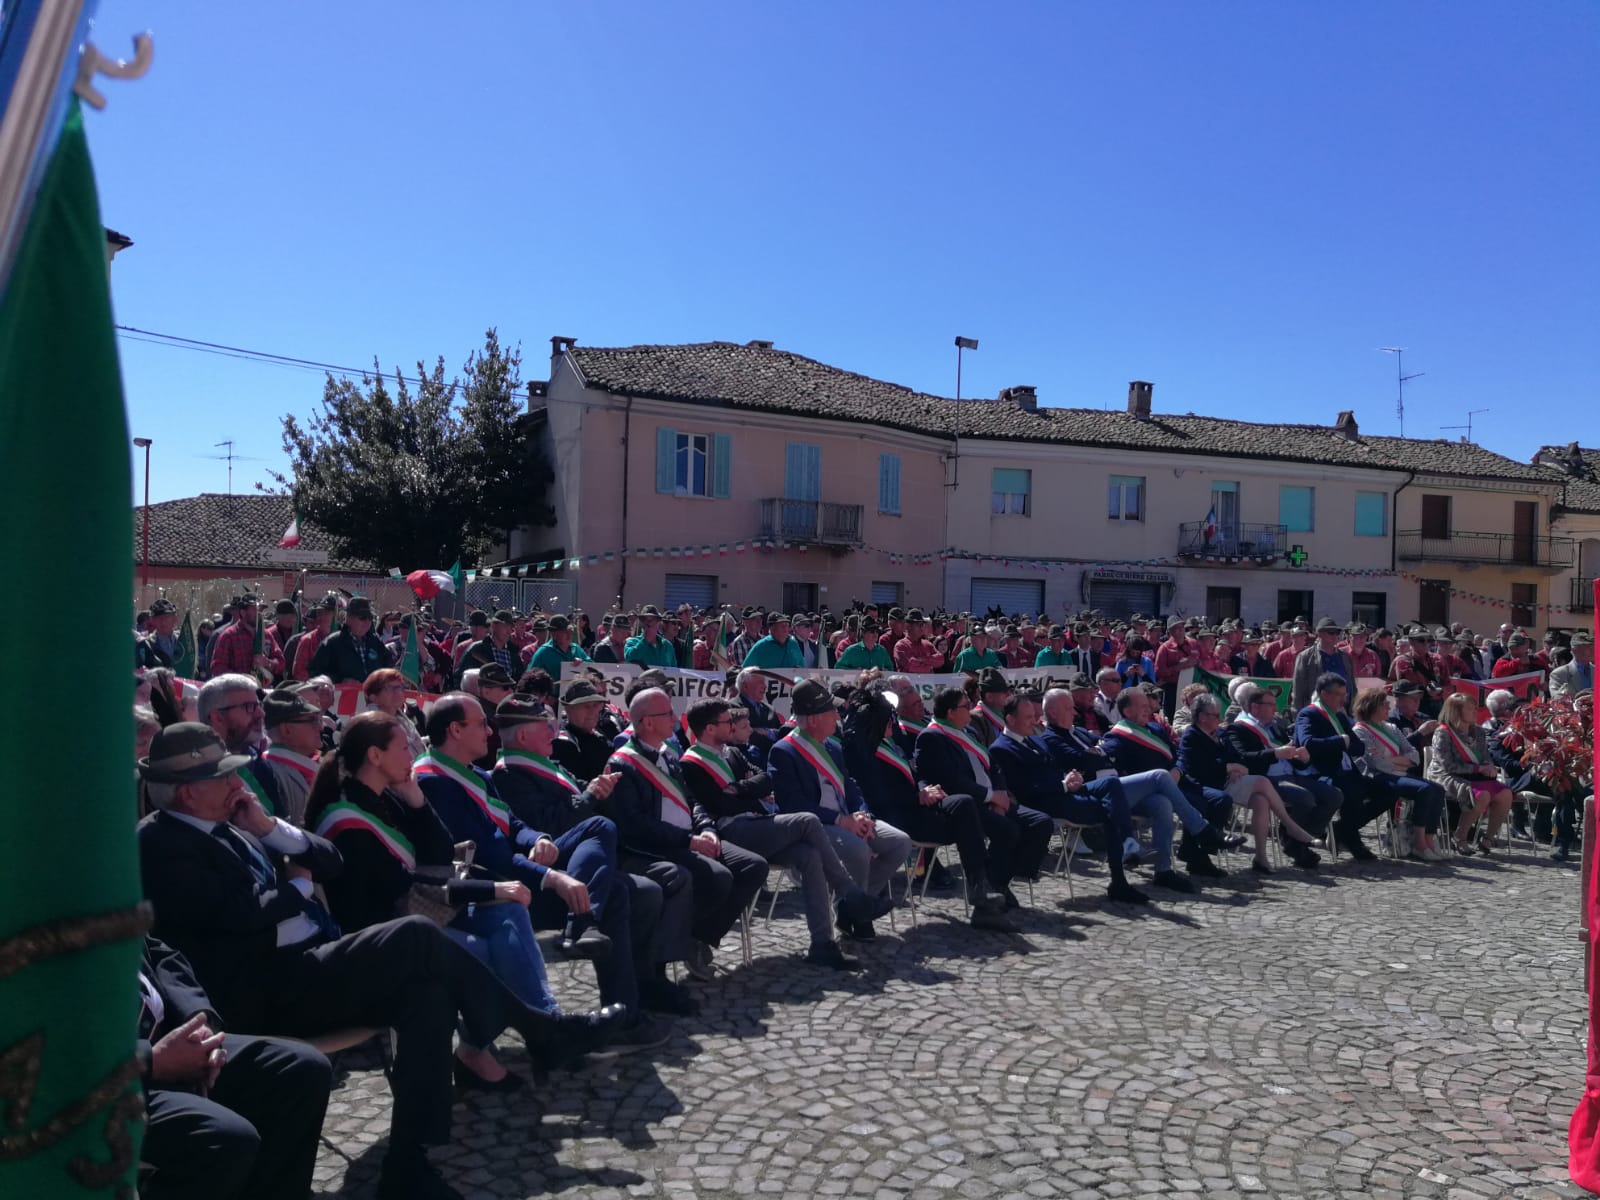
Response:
[1286,545,1309,567]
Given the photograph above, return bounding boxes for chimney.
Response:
[1127,381,1152,420]
[550,335,577,356]
[1000,385,1038,413]
[1335,410,1359,440]
[746,339,774,350]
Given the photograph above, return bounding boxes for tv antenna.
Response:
[1441,409,1490,444]
[196,439,262,496]
[1378,347,1424,438]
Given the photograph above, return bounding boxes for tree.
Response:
[267,329,555,570]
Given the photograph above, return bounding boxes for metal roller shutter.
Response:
[663,573,717,611]
[970,578,1044,619]
[1087,580,1160,620]
[870,581,903,606]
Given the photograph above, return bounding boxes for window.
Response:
[1352,591,1388,630]
[992,468,1031,516]
[1510,582,1538,628]
[878,454,901,514]
[1277,589,1314,626]
[655,427,730,497]
[782,582,818,614]
[1279,485,1315,532]
[1107,475,1145,521]
[784,442,821,501]
[1419,579,1450,626]
[1420,494,1451,540]
[870,581,903,606]
[1355,491,1387,537]
[1206,587,1241,622]
[663,574,717,611]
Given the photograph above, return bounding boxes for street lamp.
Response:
[133,437,152,588]
[954,336,979,401]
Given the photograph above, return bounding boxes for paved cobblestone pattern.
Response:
[312,849,1591,1199]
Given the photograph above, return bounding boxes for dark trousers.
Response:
[1326,770,1388,836]
[627,861,694,964]
[879,791,995,897]
[531,815,639,1013]
[718,811,856,945]
[1275,776,1343,847]
[141,1034,332,1200]
[1185,786,1234,830]
[1365,772,1447,833]
[265,916,544,1148]
[1019,777,1135,845]
[979,801,1054,884]
[626,842,768,948]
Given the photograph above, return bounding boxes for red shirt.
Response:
[1153,638,1194,685]
[292,626,329,681]
[208,620,280,680]
[893,637,945,675]
[1492,656,1535,679]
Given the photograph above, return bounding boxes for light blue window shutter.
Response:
[785,442,821,501]
[804,443,821,500]
[879,453,901,513]
[711,433,732,498]
[656,427,677,493]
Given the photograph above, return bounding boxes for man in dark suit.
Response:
[988,692,1147,903]
[913,686,1053,909]
[1293,672,1379,861]
[138,935,333,1200]
[1222,685,1340,868]
[137,723,622,1200]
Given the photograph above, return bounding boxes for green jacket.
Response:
[834,641,893,671]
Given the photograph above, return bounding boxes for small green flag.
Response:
[400,621,421,686]
[447,558,463,595]
[173,610,197,678]
[1189,664,1292,713]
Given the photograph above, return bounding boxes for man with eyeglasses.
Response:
[607,688,768,981]
[199,673,283,818]
[681,698,868,971]
[1223,685,1340,869]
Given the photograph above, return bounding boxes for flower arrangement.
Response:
[1503,694,1594,797]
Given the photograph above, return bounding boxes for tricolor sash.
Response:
[977,702,1006,732]
[929,719,990,771]
[1445,725,1485,765]
[680,745,736,788]
[1234,715,1284,748]
[1109,720,1173,762]
[314,802,416,870]
[898,715,930,737]
[415,752,511,836]
[611,742,694,824]
[789,732,848,797]
[1310,699,1351,738]
[497,749,581,795]
[875,739,915,785]
[1356,720,1409,759]
[263,745,319,787]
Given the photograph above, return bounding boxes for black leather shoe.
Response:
[1344,836,1376,862]
[561,923,613,963]
[836,914,876,941]
[1106,880,1149,904]
[867,891,897,920]
[1184,851,1227,878]
[548,1002,630,1060]
[970,905,1019,932]
[926,861,958,891]
[1002,887,1022,910]
[806,940,863,971]
[1151,869,1197,894]
[1193,825,1227,854]
[452,1057,526,1093]
[598,1015,672,1054]
[639,976,697,1016]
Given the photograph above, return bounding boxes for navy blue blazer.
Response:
[1099,723,1177,778]
[913,725,1007,801]
[1176,726,1242,794]
[1222,720,1292,776]
[1292,705,1364,777]
[768,733,868,824]
[987,731,1066,812]
[607,739,715,856]
[1036,724,1113,778]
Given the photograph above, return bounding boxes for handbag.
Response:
[402,841,479,927]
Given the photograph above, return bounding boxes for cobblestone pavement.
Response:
[312,844,1592,1199]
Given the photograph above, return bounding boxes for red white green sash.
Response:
[929,719,990,771]
[1445,725,1485,765]
[977,702,1006,732]
[788,731,847,795]
[875,738,915,785]
[1356,720,1408,759]
[898,715,929,738]
[414,752,511,836]
[1234,716,1284,748]
[1311,699,1350,738]
[497,749,581,795]
[314,801,416,870]
[611,741,693,823]
[1110,720,1172,761]
[680,744,736,788]
[236,763,275,815]
[263,745,319,787]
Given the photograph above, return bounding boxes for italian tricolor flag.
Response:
[279,512,301,547]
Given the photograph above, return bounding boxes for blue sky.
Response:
[86,1,1598,504]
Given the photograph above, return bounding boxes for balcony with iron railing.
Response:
[1395,530,1575,571]
[1572,577,1597,612]
[1176,522,1288,563]
[758,498,864,548]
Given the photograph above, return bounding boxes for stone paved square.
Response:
[311,847,1591,1199]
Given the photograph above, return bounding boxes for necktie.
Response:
[213,824,273,886]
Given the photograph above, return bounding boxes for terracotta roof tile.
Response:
[1535,444,1600,513]
[133,493,380,573]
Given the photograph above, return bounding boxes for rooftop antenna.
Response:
[1378,347,1424,438]
[196,439,261,496]
[1441,408,1490,444]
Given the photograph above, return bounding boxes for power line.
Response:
[114,324,444,389]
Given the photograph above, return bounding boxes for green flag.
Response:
[447,558,463,595]
[172,610,197,678]
[0,101,146,1196]
[400,621,421,686]
[1186,664,1292,713]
